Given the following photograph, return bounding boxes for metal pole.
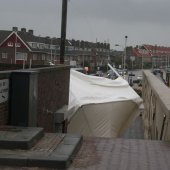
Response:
[29,58,32,69]
[124,36,128,69]
[23,59,25,69]
[14,31,17,64]
[60,0,68,64]
[142,55,143,69]
[122,50,124,69]
[51,38,53,62]
[115,44,124,69]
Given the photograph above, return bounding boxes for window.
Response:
[7,42,13,47]
[16,52,27,60]
[2,53,8,59]
[39,43,44,49]
[67,46,74,51]
[56,45,60,50]
[42,54,45,60]
[44,44,49,49]
[50,45,56,50]
[15,43,21,47]
[33,54,37,60]
[47,56,51,60]
[28,42,32,47]
[32,43,37,48]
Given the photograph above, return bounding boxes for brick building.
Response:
[0,27,110,70]
[127,44,170,69]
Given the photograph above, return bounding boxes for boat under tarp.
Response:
[65,69,142,138]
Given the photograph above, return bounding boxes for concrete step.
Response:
[0,126,44,149]
[0,133,83,169]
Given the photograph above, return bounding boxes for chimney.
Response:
[21,28,26,33]
[12,27,18,32]
[28,29,33,35]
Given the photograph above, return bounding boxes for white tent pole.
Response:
[107,63,121,77]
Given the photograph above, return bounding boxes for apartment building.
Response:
[127,44,170,69]
[0,27,110,69]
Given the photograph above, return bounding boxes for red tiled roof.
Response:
[132,48,142,57]
[132,44,170,58]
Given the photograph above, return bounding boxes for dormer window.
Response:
[32,43,37,48]
[15,43,21,47]
[39,43,44,49]
[7,42,13,47]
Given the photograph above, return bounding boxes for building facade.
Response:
[127,44,170,69]
[0,27,110,71]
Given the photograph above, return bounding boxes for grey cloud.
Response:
[69,0,170,25]
[0,0,170,47]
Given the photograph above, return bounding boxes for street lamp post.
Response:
[115,44,124,69]
[124,36,128,69]
[51,38,53,62]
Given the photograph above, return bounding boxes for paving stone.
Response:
[0,126,44,149]
[62,136,82,145]
[122,115,144,139]
[0,133,83,169]
[0,155,27,167]
[27,155,70,169]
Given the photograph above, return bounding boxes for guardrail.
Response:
[142,70,170,140]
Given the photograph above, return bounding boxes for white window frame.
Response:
[50,45,56,50]
[39,43,44,49]
[32,43,38,48]
[42,54,46,60]
[16,52,27,61]
[15,43,21,47]
[2,53,8,59]
[7,42,13,47]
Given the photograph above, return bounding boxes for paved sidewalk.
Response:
[121,115,144,139]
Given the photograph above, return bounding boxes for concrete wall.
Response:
[142,70,170,140]
[0,65,70,132]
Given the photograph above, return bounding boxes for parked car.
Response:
[95,71,103,77]
[117,69,128,76]
[128,72,135,77]
[107,70,118,79]
[137,75,143,80]
[152,69,161,75]
[49,61,55,66]
[45,60,55,66]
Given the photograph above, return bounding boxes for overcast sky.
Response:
[1,0,170,49]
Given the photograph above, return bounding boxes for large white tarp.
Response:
[66,69,142,137]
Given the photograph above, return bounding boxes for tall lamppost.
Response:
[115,44,124,69]
[50,38,53,62]
[124,35,128,69]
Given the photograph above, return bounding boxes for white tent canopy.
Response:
[66,69,142,137]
